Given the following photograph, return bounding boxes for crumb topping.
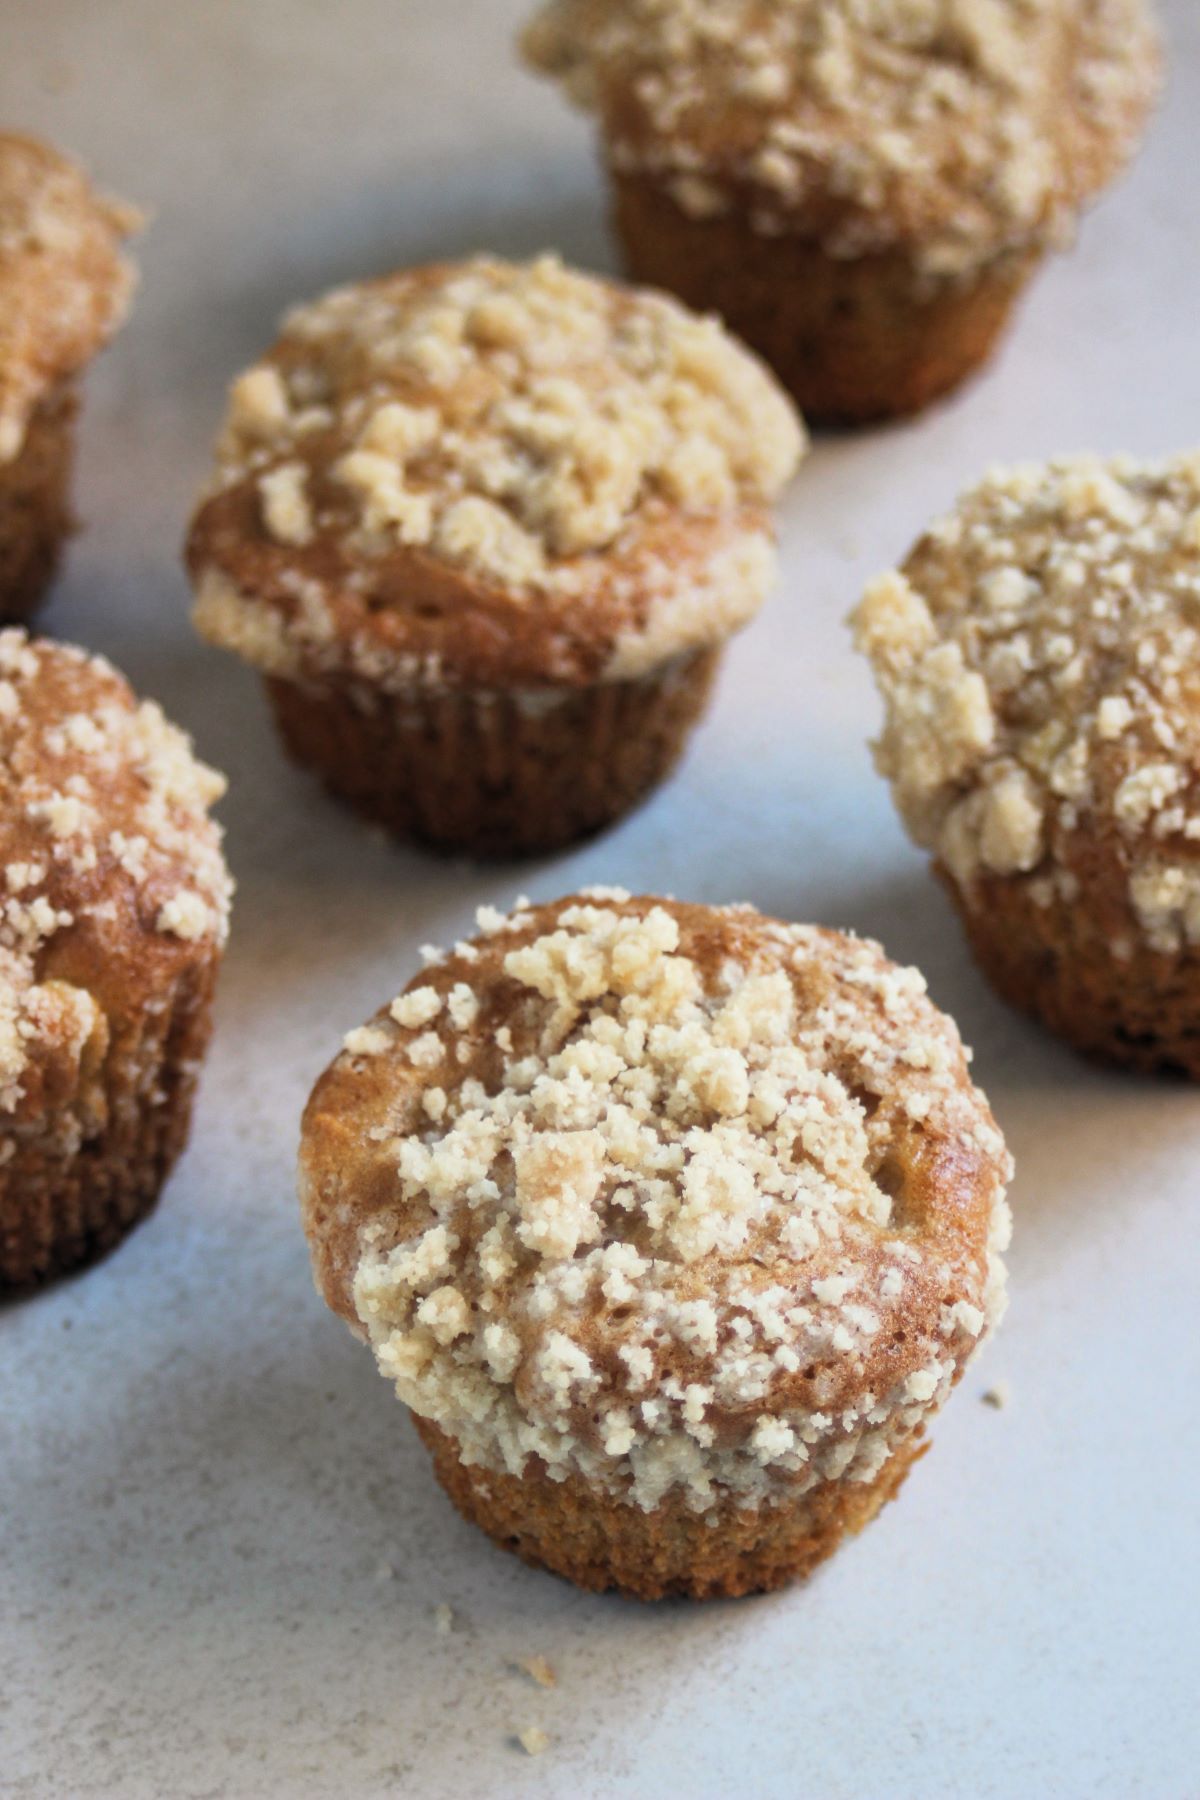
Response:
[0,132,140,463]
[853,454,1200,956]
[302,893,1010,1514]
[189,255,803,688]
[523,0,1160,274]
[0,631,231,1117]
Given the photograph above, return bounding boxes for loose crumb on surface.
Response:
[516,1725,550,1757]
[433,1602,454,1635]
[982,1380,1011,1410]
[518,1655,557,1689]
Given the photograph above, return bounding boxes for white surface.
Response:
[3,5,1199,1796]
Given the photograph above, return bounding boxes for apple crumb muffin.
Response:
[300,890,1011,1599]
[0,132,140,621]
[0,631,232,1288]
[186,254,804,856]
[853,452,1200,1074]
[522,0,1161,424]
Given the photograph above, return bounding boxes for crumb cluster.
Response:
[191,255,803,688]
[523,0,1160,275]
[0,631,231,1117]
[853,454,1200,957]
[306,892,1010,1515]
[0,132,140,463]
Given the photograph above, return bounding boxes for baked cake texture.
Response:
[0,631,232,1287]
[187,255,804,855]
[854,452,1200,1074]
[0,132,139,620]
[300,890,1011,1598]
[523,0,1161,422]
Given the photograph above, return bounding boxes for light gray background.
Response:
[3,4,1198,1796]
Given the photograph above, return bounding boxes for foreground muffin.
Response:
[0,133,140,621]
[187,254,804,855]
[0,631,231,1288]
[853,453,1200,1075]
[522,0,1161,424]
[300,890,1011,1599]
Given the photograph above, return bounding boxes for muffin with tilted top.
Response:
[300,890,1011,1599]
[186,254,804,856]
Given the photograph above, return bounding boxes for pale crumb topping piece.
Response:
[433,1602,454,1634]
[0,132,141,462]
[517,1725,551,1757]
[518,1655,558,1689]
[193,255,804,686]
[307,895,1011,1516]
[523,0,1160,274]
[853,453,1200,954]
[0,630,231,1115]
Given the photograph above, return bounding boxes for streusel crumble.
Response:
[301,891,1011,1597]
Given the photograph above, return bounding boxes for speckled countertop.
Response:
[3,4,1199,1796]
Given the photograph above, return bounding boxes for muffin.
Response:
[0,630,232,1288]
[186,254,804,856]
[0,133,140,622]
[522,0,1162,424]
[853,452,1200,1076]
[300,890,1011,1599]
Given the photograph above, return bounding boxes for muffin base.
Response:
[611,171,1041,426]
[415,1415,926,1600]
[265,648,721,857]
[944,868,1200,1079]
[0,957,220,1290]
[0,381,77,624]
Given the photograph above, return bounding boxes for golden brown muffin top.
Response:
[0,132,140,464]
[0,631,231,1126]
[853,454,1200,957]
[523,0,1161,274]
[188,255,804,691]
[300,892,1010,1513]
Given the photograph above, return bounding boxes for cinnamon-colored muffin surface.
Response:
[187,255,804,854]
[854,452,1200,1074]
[0,630,232,1288]
[300,891,1011,1598]
[0,133,139,620]
[522,0,1161,422]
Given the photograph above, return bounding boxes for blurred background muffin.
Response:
[523,0,1162,423]
[0,132,140,621]
[187,254,804,856]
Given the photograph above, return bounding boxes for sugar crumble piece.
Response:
[518,1655,557,1689]
[433,1602,454,1635]
[516,1725,550,1758]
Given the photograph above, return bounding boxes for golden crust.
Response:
[187,255,802,690]
[524,0,1161,276]
[0,132,139,465]
[301,892,1010,1533]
